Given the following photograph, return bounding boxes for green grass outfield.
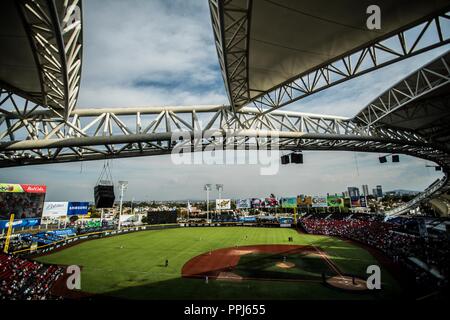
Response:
[35,227,404,300]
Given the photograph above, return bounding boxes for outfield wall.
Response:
[13,224,180,257]
[12,222,296,257]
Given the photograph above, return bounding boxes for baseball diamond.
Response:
[34,227,405,299]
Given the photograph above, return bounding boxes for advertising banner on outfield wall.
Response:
[67,202,89,216]
[297,195,312,206]
[280,197,297,209]
[236,199,251,209]
[0,218,40,230]
[216,199,231,210]
[311,196,328,208]
[238,216,257,222]
[42,202,68,218]
[327,196,344,207]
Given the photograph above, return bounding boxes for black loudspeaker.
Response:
[291,153,303,164]
[379,156,387,163]
[94,185,115,208]
[392,155,399,162]
[435,166,442,171]
[281,155,290,165]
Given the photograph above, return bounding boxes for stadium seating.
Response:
[300,215,450,291]
[0,253,63,300]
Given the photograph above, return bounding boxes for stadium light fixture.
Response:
[216,184,224,214]
[204,184,212,222]
[117,181,128,230]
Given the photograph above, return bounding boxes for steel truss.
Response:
[14,0,83,120]
[1,95,448,169]
[355,52,450,127]
[210,0,450,113]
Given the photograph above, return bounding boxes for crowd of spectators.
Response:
[300,215,450,291]
[0,253,63,300]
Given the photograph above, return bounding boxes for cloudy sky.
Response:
[1,0,448,201]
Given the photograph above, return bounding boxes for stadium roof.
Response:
[355,51,450,150]
[0,0,83,120]
[211,0,450,111]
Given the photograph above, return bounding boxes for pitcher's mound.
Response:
[326,276,367,291]
[276,261,295,269]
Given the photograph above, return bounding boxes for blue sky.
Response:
[1,0,447,201]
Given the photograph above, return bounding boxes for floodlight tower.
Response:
[204,184,212,222]
[216,184,224,214]
[117,181,128,230]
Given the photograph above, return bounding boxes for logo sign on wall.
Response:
[264,197,279,208]
[251,198,265,208]
[280,197,297,209]
[327,196,345,208]
[216,199,231,210]
[67,202,89,216]
[43,202,69,218]
[0,218,40,230]
[297,195,312,206]
[0,183,46,193]
[238,216,257,222]
[236,199,251,209]
[311,196,328,208]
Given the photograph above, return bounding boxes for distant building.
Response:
[376,185,383,198]
[372,188,378,198]
[362,185,369,197]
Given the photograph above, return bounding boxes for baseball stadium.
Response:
[25,226,402,300]
[1,0,450,304]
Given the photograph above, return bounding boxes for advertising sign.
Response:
[0,218,40,230]
[278,217,294,224]
[236,199,251,209]
[344,198,351,208]
[238,216,257,222]
[251,198,265,208]
[350,198,361,207]
[297,195,312,206]
[327,196,344,208]
[280,197,297,209]
[42,202,68,218]
[348,187,361,207]
[0,183,46,194]
[311,196,328,208]
[67,202,89,216]
[359,196,367,208]
[216,199,231,210]
[0,183,46,220]
[264,197,279,208]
